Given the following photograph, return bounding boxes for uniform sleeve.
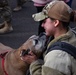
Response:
[29,58,64,75]
[30,50,71,75]
[42,66,64,75]
[30,59,44,75]
[44,50,71,75]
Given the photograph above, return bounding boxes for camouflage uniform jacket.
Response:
[0,0,8,7]
[29,28,76,75]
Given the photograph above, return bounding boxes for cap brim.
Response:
[32,12,48,21]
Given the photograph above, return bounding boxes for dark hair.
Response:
[50,17,69,29]
[70,10,76,22]
[61,21,69,29]
[50,17,55,21]
[61,10,76,29]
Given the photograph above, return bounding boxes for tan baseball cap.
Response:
[32,1,73,22]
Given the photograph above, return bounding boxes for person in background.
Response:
[13,0,27,11]
[21,1,76,75]
[0,0,13,34]
[32,0,53,35]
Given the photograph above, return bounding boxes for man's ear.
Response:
[54,20,59,27]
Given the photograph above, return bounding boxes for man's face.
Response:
[41,18,55,36]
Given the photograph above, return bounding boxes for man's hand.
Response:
[21,51,38,64]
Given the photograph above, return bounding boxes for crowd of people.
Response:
[0,0,73,34]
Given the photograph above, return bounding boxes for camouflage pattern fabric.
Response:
[0,0,12,24]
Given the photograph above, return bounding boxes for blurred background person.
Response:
[0,0,13,34]
[13,0,27,11]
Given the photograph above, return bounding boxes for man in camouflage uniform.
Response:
[0,0,13,34]
[13,0,27,11]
